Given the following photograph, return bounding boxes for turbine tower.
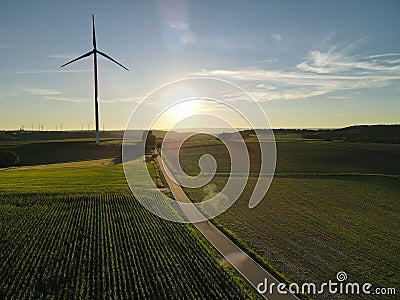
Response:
[61,15,129,144]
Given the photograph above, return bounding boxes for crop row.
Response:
[0,191,253,299]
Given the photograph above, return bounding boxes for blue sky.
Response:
[0,0,399,130]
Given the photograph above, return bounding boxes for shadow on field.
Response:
[0,140,123,166]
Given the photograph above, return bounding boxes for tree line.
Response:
[301,125,400,143]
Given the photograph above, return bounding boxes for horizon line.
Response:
[1,123,399,133]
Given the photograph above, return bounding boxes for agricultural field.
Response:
[0,139,123,166]
[179,134,400,300]
[1,134,399,299]
[0,141,260,299]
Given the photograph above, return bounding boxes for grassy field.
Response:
[179,134,400,299]
[0,142,260,299]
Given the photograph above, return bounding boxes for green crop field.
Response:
[1,135,399,299]
[0,141,259,299]
[179,134,400,300]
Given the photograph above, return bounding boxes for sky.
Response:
[0,0,399,130]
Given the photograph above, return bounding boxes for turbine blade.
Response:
[97,50,129,71]
[61,50,94,68]
[92,14,96,49]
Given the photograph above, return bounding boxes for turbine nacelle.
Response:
[61,15,129,71]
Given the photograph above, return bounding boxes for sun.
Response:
[151,86,202,129]
[162,86,200,120]
[167,100,200,119]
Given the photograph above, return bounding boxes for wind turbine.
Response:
[61,15,129,144]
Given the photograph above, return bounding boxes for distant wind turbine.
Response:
[61,15,129,144]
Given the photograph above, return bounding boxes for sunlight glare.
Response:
[168,100,200,119]
[162,86,200,120]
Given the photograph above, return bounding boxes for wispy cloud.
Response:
[13,69,90,74]
[252,58,278,64]
[44,96,88,103]
[272,34,282,41]
[16,87,89,103]
[24,88,62,96]
[17,88,89,104]
[167,21,189,31]
[0,44,14,49]
[327,91,361,100]
[192,45,400,102]
[47,53,78,59]
[297,48,400,74]
[0,89,18,98]
[101,96,143,103]
[167,21,196,44]
[367,53,400,59]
